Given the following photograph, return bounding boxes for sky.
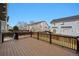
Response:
[8,3,79,27]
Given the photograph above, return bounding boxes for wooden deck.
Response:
[0,36,78,56]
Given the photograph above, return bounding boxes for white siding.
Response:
[1,21,8,32]
[27,21,49,32]
[51,20,79,36]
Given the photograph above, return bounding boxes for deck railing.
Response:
[2,31,30,42]
[31,32,79,51]
[2,31,79,52]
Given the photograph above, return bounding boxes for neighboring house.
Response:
[17,21,49,32]
[27,21,49,32]
[50,15,79,36]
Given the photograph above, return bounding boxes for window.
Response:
[61,26,72,28]
[53,23,55,26]
[53,29,56,33]
[61,22,64,25]
[52,27,57,28]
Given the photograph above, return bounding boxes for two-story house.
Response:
[27,21,49,32]
[50,15,79,36]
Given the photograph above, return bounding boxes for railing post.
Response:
[2,33,4,43]
[49,32,52,44]
[76,36,79,55]
[30,31,32,37]
[37,32,39,40]
[77,36,79,51]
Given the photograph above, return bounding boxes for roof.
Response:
[28,21,47,25]
[50,15,79,23]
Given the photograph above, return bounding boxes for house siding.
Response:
[51,19,79,36]
[27,21,49,32]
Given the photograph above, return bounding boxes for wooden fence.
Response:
[2,31,79,52]
[2,31,30,43]
[31,32,79,51]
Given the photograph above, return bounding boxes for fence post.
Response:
[2,33,4,43]
[49,32,52,44]
[77,36,79,54]
[30,31,32,37]
[37,32,39,40]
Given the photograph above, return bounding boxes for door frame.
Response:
[0,20,2,43]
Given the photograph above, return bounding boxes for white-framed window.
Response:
[53,23,55,26]
[61,22,64,25]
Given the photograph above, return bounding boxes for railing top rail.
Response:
[3,31,79,39]
[32,31,79,38]
[51,33,79,38]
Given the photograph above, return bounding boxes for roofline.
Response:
[50,15,79,23]
[28,21,47,25]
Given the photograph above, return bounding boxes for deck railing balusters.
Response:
[2,31,79,53]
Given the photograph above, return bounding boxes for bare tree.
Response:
[29,21,35,24]
[17,21,28,30]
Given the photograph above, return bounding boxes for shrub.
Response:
[13,26,19,32]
